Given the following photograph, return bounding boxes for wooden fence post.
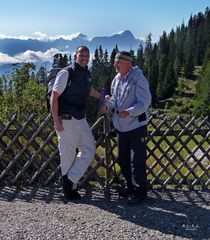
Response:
[103,113,112,197]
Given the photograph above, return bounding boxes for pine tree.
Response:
[110,45,119,66]
[129,49,136,64]
[162,61,176,98]
[13,63,35,97]
[109,45,119,80]
[175,23,186,72]
[156,54,168,99]
[104,49,112,94]
[136,44,144,70]
[184,51,194,78]
[195,12,205,65]
[98,45,104,65]
[159,31,169,56]
[195,60,210,117]
[156,31,169,99]
[91,47,101,89]
[0,62,46,117]
[194,46,210,117]
[147,44,159,103]
[0,76,3,97]
[168,29,178,89]
[36,66,47,83]
[63,54,69,67]
[204,7,210,48]
[203,46,210,68]
[144,33,153,76]
[88,47,102,124]
[68,55,72,65]
[183,16,195,77]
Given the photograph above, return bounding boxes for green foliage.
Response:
[1,7,210,121]
[184,52,194,78]
[36,66,47,83]
[145,43,158,103]
[0,63,47,120]
[136,44,144,69]
[0,76,3,96]
[178,100,195,114]
[156,54,168,99]
[194,60,210,118]
[177,78,185,95]
[21,79,46,115]
[162,61,176,98]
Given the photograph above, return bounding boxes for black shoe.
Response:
[127,193,147,205]
[68,189,82,200]
[60,175,73,199]
[117,187,134,198]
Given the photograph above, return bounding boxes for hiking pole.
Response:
[100,88,111,199]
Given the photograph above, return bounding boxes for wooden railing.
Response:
[0,114,209,189]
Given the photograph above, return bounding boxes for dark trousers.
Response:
[117,125,147,194]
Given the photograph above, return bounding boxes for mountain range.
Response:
[0,30,144,75]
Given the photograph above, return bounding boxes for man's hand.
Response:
[100,105,107,113]
[118,110,129,118]
[55,120,64,132]
[105,95,110,100]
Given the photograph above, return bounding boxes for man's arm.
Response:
[90,87,100,98]
[50,69,69,132]
[50,91,64,132]
[125,71,151,117]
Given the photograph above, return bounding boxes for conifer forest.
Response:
[0,8,209,123]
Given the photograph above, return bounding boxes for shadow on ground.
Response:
[0,186,209,239]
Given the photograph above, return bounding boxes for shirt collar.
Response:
[118,67,133,82]
[74,62,88,71]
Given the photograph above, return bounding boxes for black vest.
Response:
[58,63,91,119]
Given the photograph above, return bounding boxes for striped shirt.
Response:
[116,75,128,111]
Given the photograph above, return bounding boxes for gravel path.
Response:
[0,186,209,240]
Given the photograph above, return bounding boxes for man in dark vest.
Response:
[51,46,99,200]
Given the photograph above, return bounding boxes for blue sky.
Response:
[0,0,210,41]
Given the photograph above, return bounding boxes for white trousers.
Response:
[56,117,96,183]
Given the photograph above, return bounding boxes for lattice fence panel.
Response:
[146,115,209,189]
[0,114,209,189]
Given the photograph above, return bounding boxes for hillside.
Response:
[152,66,202,120]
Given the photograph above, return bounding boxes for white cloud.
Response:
[117,31,126,35]
[0,53,19,64]
[0,48,66,64]
[52,32,85,41]
[0,32,87,41]
[137,36,146,41]
[0,34,31,40]
[32,32,49,41]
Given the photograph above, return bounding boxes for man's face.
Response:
[114,59,130,73]
[75,48,90,68]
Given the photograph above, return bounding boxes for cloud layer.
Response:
[0,30,143,65]
[0,48,66,64]
[0,32,87,41]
